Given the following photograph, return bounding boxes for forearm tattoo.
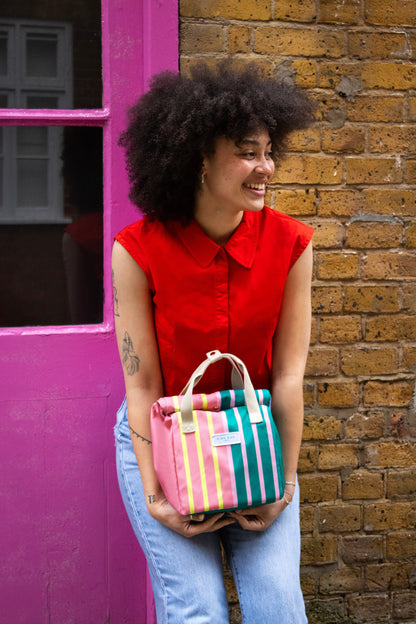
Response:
[148,494,156,504]
[129,425,152,445]
[122,331,140,375]
[112,269,120,317]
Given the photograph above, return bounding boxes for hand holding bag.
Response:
[151,350,285,516]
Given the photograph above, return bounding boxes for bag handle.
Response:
[180,350,263,433]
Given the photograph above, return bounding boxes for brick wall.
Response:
[179,1,416,622]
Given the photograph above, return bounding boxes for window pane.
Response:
[17,159,48,206]
[26,94,59,108]
[0,0,102,108]
[17,126,48,156]
[26,35,57,77]
[0,125,103,326]
[0,33,7,75]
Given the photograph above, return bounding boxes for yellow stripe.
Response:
[205,403,224,510]
[173,396,194,514]
[193,403,210,511]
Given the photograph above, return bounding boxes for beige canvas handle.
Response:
[180,350,263,433]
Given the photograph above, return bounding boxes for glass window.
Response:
[0,0,102,108]
[0,125,103,326]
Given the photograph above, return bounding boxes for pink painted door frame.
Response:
[0,1,178,622]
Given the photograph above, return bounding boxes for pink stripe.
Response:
[229,389,236,408]
[183,422,205,512]
[233,407,252,507]
[262,405,280,498]
[252,424,266,503]
[219,410,238,509]
[197,410,219,510]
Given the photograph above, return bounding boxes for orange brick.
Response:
[311,222,344,249]
[364,501,416,531]
[274,155,342,185]
[403,284,416,312]
[316,252,359,280]
[369,125,416,153]
[254,27,345,57]
[347,220,403,248]
[342,535,383,563]
[344,411,385,440]
[347,95,404,123]
[318,381,360,408]
[364,380,414,407]
[301,535,338,565]
[365,314,416,341]
[366,563,412,591]
[363,189,416,217]
[300,504,315,532]
[285,128,321,152]
[342,469,384,499]
[403,345,416,370]
[365,441,416,469]
[274,0,317,21]
[180,23,225,53]
[181,0,272,20]
[365,0,416,27]
[320,316,362,343]
[298,445,318,472]
[319,504,361,532]
[322,126,365,153]
[386,531,416,560]
[318,0,360,24]
[349,31,408,60]
[387,470,416,499]
[362,251,416,279]
[406,159,416,184]
[346,157,403,184]
[343,285,400,313]
[275,189,318,216]
[318,443,360,470]
[405,223,416,248]
[341,346,398,376]
[348,595,390,621]
[306,347,339,377]
[393,591,416,620]
[227,25,251,53]
[320,566,362,594]
[299,473,338,503]
[291,59,318,88]
[318,61,362,89]
[311,286,343,314]
[312,92,347,123]
[362,62,416,90]
[317,190,364,217]
[409,97,416,122]
[303,415,342,441]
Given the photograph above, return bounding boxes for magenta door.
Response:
[0,2,177,622]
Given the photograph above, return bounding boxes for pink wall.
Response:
[0,1,178,622]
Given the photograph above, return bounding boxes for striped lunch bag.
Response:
[151,350,285,515]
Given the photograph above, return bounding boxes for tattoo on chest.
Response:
[129,425,152,445]
[112,269,120,317]
[122,331,140,375]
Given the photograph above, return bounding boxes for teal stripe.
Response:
[218,388,284,507]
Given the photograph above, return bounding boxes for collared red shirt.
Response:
[115,207,313,395]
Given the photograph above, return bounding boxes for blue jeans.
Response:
[115,398,308,624]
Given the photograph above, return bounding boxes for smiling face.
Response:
[200,128,275,218]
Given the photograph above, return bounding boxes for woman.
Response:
[113,62,314,623]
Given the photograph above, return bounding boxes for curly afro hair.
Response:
[119,61,315,222]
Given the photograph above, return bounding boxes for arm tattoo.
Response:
[112,269,120,317]
[122,331,140,375]
[129,425,152,445]
[148,494,156,504]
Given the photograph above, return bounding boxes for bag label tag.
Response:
[211,432,241,447]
